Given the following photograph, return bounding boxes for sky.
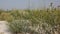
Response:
[0,0,60,10]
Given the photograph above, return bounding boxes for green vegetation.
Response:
[0,7,60,34]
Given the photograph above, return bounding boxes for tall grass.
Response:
[0,7,60,34]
